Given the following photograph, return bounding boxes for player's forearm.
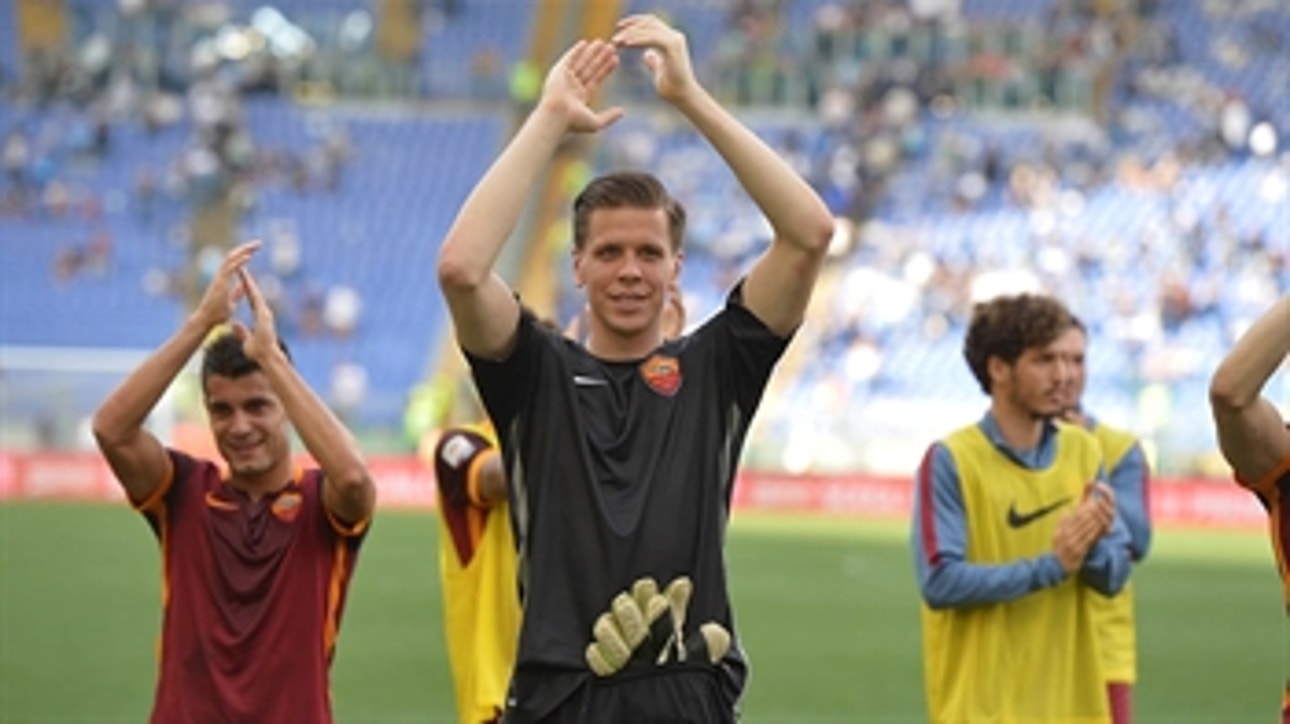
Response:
[1208,296,1290,480]
[920,556,1067,609]
[1110,451,1152,560]
[1121,506,1152,563]
[1210,294,1290,412]
[673,89,835,254]
[1079,518,1132,596]
[92,313,213,444]
[437,103,569,292]
[257,349,374,515]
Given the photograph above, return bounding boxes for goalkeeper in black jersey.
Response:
[435,13,835,724]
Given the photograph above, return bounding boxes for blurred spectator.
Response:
[323,284,362,339]
[42,179,72,218]
[507,59,541,112]
[298,286,326,338]
[1218,92,1252,153]
[133,165,158,223]
[319,128,352,192]
[53,245,87,284]
[86,228,113,275]
[268,224,303,280]
[4,130,30,188]
[469,45,507,100]
[330,360,370,422]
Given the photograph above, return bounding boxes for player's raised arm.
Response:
[611,14,835,337]
[236,266,375,527]
[437,39,623,360]
[91,241,259,504]
[1209,294,1290,483]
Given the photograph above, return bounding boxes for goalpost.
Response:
[0,345,182,452]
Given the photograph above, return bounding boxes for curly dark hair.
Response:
[571,171,686,253]
[963,293,1076,394]
[200,331,292,393]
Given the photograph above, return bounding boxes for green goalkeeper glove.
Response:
[585,575,733,677]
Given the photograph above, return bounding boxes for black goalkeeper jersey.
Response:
[467,287,789,721]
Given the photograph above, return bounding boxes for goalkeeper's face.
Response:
[573,206,683,354]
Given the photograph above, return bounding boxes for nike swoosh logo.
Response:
[1006,497,1071,528]
[573,375,608,387]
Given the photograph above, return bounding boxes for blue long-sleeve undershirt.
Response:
[1088,415,1152,562]
[911,415,1133,610]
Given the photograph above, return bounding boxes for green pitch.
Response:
[0,504,1280,722]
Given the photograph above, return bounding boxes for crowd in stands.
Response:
[0,1,409,435]
[595,0,1287,474]
[2,0,1285,474]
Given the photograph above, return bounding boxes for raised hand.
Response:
[233,256,280,363]
[541,39,624,134]
[193,241,259,330]
[612,14,699,106]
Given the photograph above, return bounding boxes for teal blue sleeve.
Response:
[911,443,1069,610]
[1108,444,1152,560]
[1079,509,1133,595]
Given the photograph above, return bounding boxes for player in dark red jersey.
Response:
[435,14,834,724]
[1209,294,1290,723]
[92,240,376,723]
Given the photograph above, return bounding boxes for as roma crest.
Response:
[640,354,682,397]
[271,491,303,523]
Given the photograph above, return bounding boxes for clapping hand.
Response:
[612,14,700,107]
[193,241,259,332]
[1052,482,1116,574]
[542,38,624,134]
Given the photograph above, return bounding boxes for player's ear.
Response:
[987,355,1009,390]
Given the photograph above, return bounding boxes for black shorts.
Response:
[510,664,738,724]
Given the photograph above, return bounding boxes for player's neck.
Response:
[990,400,1046,453]
[585,327,664,361]
[228,464,294,501]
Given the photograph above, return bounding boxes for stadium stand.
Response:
[591,0,1287,473]
[0,1,532,435]
[1,0,1285,474]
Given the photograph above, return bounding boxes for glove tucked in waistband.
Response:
[585,575,732,677]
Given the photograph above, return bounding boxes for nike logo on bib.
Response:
[1006,497,1071,528]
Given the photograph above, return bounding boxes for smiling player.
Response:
[434,14,835,722]
[92,240,376,723]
